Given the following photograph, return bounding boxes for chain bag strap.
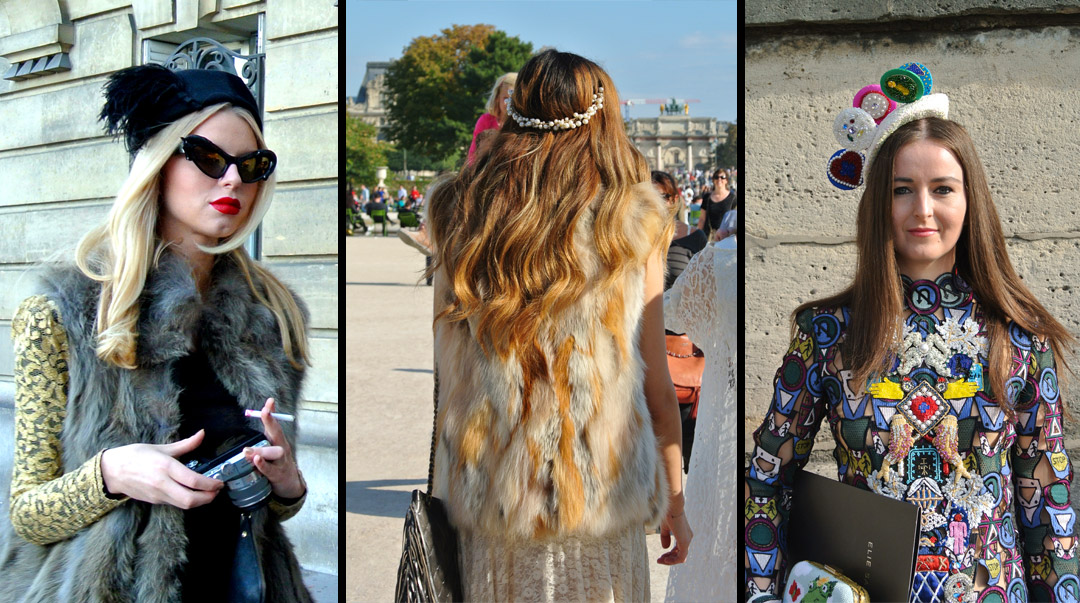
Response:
[394,368,463,602]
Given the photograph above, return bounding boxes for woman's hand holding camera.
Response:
[245,397,306,500]
[100,429,223,509]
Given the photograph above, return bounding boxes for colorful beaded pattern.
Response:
[826,64,949,190]
[744,270,1078,602]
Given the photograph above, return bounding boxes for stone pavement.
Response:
[345,235,676,602]
[303,568,339,602]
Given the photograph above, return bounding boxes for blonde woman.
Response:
[0,65,312,602]
[427,49,692,601]
[400,72,521,256]
[466,71,517,163]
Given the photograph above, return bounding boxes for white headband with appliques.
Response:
[827,63,949,190]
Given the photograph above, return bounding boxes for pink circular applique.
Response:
[853,84,896,124]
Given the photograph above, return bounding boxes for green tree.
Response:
[716,120,738,169]
[458,29,534,117]
[384,145,459,173]
[345,116,387,187]
[383,25,532,162]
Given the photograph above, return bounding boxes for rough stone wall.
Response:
[745,4,1080,477]
[0,0,338,575]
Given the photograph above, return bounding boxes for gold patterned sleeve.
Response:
[268,489,306,521]
[9,295,125,546]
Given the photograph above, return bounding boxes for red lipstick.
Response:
[210,197,241,215]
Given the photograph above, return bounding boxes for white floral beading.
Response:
[504,87,604,131]
[898,329,952,376]
[937,316,988,358]
[942,472,995,533]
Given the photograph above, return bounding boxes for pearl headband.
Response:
[504,87,604,130]
[826,63,949,190]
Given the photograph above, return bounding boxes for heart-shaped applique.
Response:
[898,381,950,436]
[911,394,939,422]
[827,149,864,190]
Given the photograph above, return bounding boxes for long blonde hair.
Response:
[75,103,310,370]
[427,49,671,386]
[484,72,517,116]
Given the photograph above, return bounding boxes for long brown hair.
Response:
[426,49,670,382]
[796,117,1072,414]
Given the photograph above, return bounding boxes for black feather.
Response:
[99,64,184,155]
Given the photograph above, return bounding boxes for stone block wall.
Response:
[746,3,1080,464]
[0,0,338,576]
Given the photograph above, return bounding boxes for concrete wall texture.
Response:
[745,3,1080,467]
[0,1,338,575]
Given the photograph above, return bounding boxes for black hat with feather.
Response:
[100,64,262,157]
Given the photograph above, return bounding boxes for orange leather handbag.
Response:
[665,333,705,418]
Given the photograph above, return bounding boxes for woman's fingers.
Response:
[259,398,289,450]
[166,459,223,492]
[247,445,286,463]
[158,429,205,457]
[656,514,692,565]
[157,477,219,509]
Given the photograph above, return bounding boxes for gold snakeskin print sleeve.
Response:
[9,295,124,545]
[268,490,306,521]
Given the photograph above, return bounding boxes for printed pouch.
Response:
[782,560,869,603]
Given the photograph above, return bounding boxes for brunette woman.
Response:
[427,49,692,601]
[698,168,736,236]
[745,78,1076,602]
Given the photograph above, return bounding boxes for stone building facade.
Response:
[745,2,1080,470]
[345,60,389,140]
[627,115,725,172]
[0,0,338,578]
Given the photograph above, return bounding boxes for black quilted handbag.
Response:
[394,371,463,602]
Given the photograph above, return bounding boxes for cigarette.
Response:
[244,409,295,422]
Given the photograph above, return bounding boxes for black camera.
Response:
[183,429,272,510]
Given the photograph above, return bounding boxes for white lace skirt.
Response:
[458,525,650,602]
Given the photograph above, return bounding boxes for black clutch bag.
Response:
[394,370,463,602]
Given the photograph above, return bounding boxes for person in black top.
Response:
[697,168,736,236]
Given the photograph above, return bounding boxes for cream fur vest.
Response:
[0,253,311,603]
[433,191,668,539]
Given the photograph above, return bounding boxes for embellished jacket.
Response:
[745,272,1077,602]
[0,253,312,603]
[432,186,670,539]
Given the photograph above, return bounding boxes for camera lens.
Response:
[223,459,272,510]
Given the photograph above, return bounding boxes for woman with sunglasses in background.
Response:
[0,65,312,602]
[697,168,736,238]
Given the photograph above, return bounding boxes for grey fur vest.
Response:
[0,252,312,602]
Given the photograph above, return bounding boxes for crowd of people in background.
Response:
[343,180,425,236]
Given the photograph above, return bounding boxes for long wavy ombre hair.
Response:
[75,103,310,370]
[797,117,1071,415]
[427,49,670,381]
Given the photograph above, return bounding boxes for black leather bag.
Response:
[229,512,266,603]
[394,370,463,602]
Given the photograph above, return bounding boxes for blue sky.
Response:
[347,0,738,122]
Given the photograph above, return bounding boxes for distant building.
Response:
[627,114,726,172]
[346,61,390,140]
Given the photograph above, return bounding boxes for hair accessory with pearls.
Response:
[504,87,604,131]
[826,63,949,190]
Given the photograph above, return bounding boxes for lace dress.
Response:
[663,241,739,601]
[458,527,649,601]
